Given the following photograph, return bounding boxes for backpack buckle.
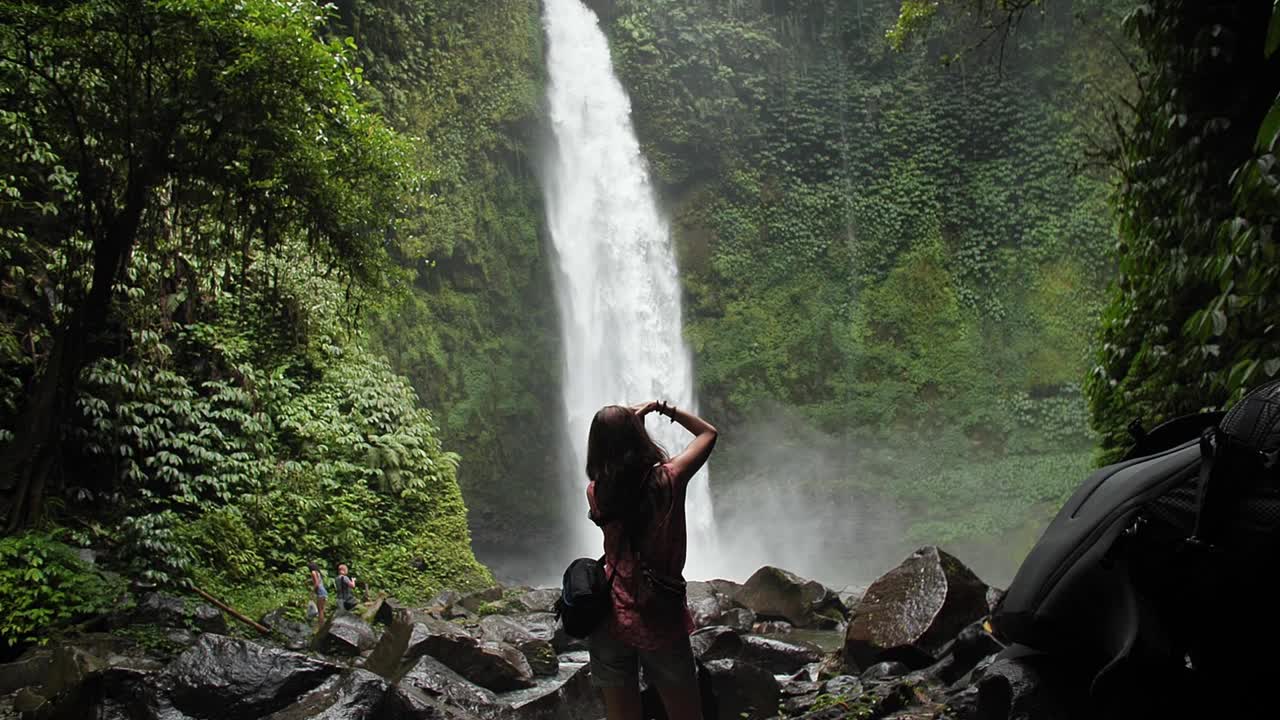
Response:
[1260,449,1279,471]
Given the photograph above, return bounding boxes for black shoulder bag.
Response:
[554,555,617,639]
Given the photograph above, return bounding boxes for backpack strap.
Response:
[1186,426,1222,549]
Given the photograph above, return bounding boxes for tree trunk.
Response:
[2,180,148,532]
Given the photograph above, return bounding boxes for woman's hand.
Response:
[629,401,660,417]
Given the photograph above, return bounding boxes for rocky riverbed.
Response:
[0,546,1058,720]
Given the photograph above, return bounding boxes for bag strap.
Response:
[600,554,618,588]
[1187,426,1221,549]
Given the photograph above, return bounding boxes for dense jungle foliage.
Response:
[0,0,493,650]
[890,2,1280,460]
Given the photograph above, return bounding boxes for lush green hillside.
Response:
[328,0,567,572]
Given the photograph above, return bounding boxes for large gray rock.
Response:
[479,615,558,676]
[974,656,1074,720]
[164,634,341,719]
[700,658,780,720]
[737,567,845,629]
[691,625,822,676]
[457,586,505,614]
[506,612,586,653]
[425,590,463,615]
[707,579,743,603]
[366,611,534,692]
[0,647,52,693]
[739,635,823,675]
[721,608,756,633]
[690,626,745,661]
[33,666,160,720]
[315,614,378,656]
[375,597,412,626]
[382,654,600,720]
[460,641,536,692]
[130,592,228,634]
[46,643,104,696]
[511,589,560,614]
[261,608,313,651]
[261,669,390,720]
[396,654,498,712]
[687,581,732,628]
[494,660,601,720]
[843,546,989,671]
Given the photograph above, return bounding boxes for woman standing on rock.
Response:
[308,561,327,625]
[586,401,717,720]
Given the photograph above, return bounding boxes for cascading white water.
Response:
[539,0,719,578]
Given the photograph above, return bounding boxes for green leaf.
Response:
[1258,96,1280,153]
[1265,358,1280,377]
[1212,309,1228,336]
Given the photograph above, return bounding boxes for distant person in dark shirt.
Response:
[336,563,358,612]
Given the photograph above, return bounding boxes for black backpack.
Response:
[992,379,1280,695]
[554,556,616,639]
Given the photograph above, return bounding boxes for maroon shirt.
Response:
[587,463,695,650]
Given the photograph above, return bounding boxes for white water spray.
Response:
[539,0,719,579]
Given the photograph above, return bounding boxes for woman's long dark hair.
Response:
[587,405,669,539]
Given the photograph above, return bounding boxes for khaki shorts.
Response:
[587,626,697,689]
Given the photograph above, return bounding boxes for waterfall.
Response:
[538,0,719,578]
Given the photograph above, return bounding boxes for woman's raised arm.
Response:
[652,402,717,485]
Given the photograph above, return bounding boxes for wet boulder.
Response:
[315,614,378,656]
[511,588,560,614]
[46,643,104,696]
[690,626,745,661]
[164,634,341,719]
[367,612,534,692]
[504,611,587,653]
[383,653,600,720]
[721,608,756,633]
[457,587,505,614]
[737,567,846,629]
[974,655,1073,720]
[779,679,823,715]
[261,608,313,651]
[396,654,498,712]
[261,669,389,720]
[687,581,732,628]
[859,661,911,682]
[32,666,160,720]
[700,658,781,720]
[843,546,989,671]
[0,647,52,693]
[422,590,463,619]
[491,658,601,720]
[375,597,411,626]
[479,615,558,676]
[708,579,743,603]
[740,635,823,675]
[822,674,863,699]
[129,592,228,634]
[365,611,433,678]
[454,641,536,692]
